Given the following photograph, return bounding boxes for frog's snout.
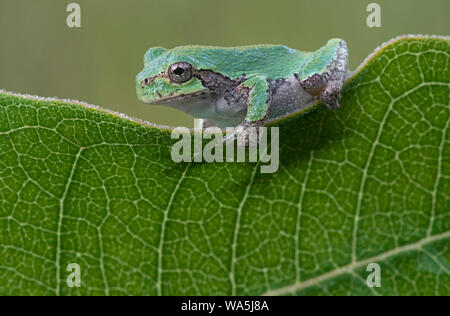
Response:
[136,76,147,101]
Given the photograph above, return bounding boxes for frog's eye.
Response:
[168,62,193,84]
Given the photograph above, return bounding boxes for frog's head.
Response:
[136,47,208,106]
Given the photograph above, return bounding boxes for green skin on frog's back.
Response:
[136,39,348,132]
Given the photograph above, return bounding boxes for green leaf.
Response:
[0,35,449,296]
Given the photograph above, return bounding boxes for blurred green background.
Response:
[1,0,449,127]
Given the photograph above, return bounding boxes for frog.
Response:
[136,39,348,143]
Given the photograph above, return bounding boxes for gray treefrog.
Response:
[136,39,348,142]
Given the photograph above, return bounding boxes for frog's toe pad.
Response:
[223,125,260,148]
[321,85,341,110]
[223,132,236,144]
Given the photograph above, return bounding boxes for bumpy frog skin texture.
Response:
[136,39,348,133]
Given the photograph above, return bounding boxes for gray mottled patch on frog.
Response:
[195,69,249,119]
[223,84,250,108]
[265,76,316,120]
[299,72,329,92]
[195,69,331,125]
[194,70,246,97]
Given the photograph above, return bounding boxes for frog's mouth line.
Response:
[143,90,209,104]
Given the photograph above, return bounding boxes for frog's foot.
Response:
[300,39,348,110]
[320,40,348,110]
[223,119,263,147]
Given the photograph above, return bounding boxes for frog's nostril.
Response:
[142,77,152,85]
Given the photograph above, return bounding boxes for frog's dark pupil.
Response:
[173,67,185,75]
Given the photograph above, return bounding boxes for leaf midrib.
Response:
[263,230,450,296]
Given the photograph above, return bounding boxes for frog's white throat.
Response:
[159,90,216,117]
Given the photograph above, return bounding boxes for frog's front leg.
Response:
[301,39,348,110]
[224,75,270,145]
